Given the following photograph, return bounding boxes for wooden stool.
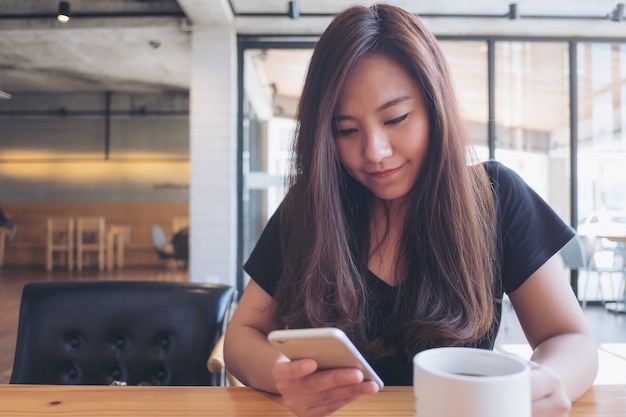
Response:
[46,218,74,271]
[76,217,105,271]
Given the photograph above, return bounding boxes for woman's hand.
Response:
[272,358,380,417]
[530,361,571,417]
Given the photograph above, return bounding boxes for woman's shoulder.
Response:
[478,160,522,185]
[476,160,533,202]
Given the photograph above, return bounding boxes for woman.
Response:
[224,4,598,417]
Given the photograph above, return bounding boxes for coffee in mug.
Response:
[413,347,531,417]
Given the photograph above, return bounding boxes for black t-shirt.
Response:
[244,161,575,385]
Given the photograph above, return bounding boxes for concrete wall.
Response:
[0,92,189,202]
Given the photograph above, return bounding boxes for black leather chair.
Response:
[172,227,189,262]
[10,281,235,386]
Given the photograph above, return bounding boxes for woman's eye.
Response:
[385,113,409,125]
[337,127,357,137]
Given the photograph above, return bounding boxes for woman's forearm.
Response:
[530,333,598,400]
[224,324,283,394]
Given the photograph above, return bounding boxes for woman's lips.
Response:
[368,166,401,179]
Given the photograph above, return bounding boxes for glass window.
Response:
[576,42,626,302]
[241,48,308,279]
[494,41,571,222]
[577,42,626,228]
[439,41,489,160]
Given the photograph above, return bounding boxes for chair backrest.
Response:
[151,224,168,248]
[559,235,589,270]
[47,217,75,247]
[10,281,235,386]
[76,216,105,245]
[589,241,626,271]
[172,228,189,261]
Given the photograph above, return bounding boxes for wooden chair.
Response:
[207,334,245,387]
[45,218,74,271]
[76,217,105,271]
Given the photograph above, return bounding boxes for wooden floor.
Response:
[1,266,625,385]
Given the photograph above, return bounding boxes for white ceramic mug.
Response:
[413,347,531,417]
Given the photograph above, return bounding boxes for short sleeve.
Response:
[243,208,282,296]
[484,161,575,293]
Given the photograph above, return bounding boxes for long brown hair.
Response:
[274,4,497,358]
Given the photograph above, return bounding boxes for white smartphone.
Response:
[267,327,384,389]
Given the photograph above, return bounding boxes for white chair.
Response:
[559,235,592,309]
[560,235,589,271]
[584,239,625,310]
[562,234,625,309]
[151,224,176,267]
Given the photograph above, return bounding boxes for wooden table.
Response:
[106,225,127,271]
[0,229,6,267]
[0,385,624,416]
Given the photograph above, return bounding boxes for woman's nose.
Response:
[363,130,392,163]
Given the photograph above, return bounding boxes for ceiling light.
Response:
[57,1,70,23]
[611,3,625,21]
[288,1,300,20]
[508,3,520,20]
[0,81,11,100]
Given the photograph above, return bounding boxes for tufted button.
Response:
[114,337,125,350]
[111,368,122,379]
[70,338,81,349]
[159,337,169,349]
[155,369,166,381]
[67,367,78,379]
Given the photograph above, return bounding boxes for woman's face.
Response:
[334,54,430,202]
